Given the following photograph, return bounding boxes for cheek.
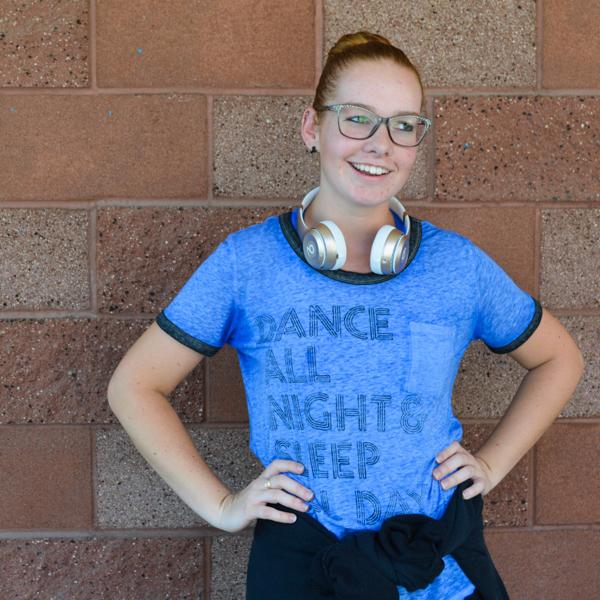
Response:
[397,148,418,170]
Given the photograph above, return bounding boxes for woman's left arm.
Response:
[433,306,586,498]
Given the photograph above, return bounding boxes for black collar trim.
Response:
[278,210,422,285]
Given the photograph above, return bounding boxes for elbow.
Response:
[560,348,586,380]
[106,373,124,411]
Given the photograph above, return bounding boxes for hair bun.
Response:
[328,31,393,57]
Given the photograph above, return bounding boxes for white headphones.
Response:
[296,186,411,275]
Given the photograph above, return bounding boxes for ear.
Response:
[300,106,320,152]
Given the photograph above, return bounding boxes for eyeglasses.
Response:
[314,103,431,147]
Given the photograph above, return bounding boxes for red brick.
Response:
[463,424,528,528]
[543,0,600,88]
[435,96,600,202]
[96,0,315,88]
[535,422,600,524]
[207,345,248,423]
[0,95,207,201]
[98,206,282,315]
[0,538,205,599]
[486,528,600,598]
[0,426,91,529]
[410,205,537,294]
[0,319,204,425]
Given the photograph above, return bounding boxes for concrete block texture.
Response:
[435,96,600,202]
[0,537,205,600]
[324,0,536,88]
[95,426,263,529]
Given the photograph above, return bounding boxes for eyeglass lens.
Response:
[337,105,427,146]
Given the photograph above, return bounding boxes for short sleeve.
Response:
[469,240,542,353]
[155,234,237,357]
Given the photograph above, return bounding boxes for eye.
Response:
[347,115,372,124]
[391,120,414,132]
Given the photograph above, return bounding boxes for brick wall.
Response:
[1,1,599,598]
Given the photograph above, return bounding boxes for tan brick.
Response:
[324,0,536,87]
[97,206,280,314]
[95,427,262,528]
[213,95,429,199]
[463,424,528,528]
[541,208,600,309]
[0,1,89,87]
[0,209,88,310]
[211,533,253,600]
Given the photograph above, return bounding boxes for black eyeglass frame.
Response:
[314,103,432,147]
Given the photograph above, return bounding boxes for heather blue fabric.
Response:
[156,206,541,600]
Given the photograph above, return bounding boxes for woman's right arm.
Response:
[107,321,314,533]
[107,322,233,528]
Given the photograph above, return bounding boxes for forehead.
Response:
[331,59,422,113]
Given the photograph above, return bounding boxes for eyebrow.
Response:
[345,102,417,115]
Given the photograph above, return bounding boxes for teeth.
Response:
[352,163,390,175]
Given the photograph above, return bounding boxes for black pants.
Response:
[245,502,485,600]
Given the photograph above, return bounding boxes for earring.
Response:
[310,146,318,154]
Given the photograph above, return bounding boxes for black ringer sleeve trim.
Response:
[486,296,543,354]
[155,309,221,357]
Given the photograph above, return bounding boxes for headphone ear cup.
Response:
[370,225,409,275]
[302,220,347,270]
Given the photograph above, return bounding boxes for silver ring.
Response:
[264,478,272,489]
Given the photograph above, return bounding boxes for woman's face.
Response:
[303,59,424,212]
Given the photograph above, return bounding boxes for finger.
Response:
[260,471,314,501]
[263,460,305,479]
[268,488,311,512]
[435,440,462,463]
[462,481,484,500]
[433,451,471,480]
[259,481,312,510]
[277,474,314,500]
[257,504,298,524]
[439,465,476,491]
[258,489,309,518]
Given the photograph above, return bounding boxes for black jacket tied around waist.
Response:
[246,478,510,600]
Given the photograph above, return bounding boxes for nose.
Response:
[363,119,394,153]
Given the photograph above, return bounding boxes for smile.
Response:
[349,162,391,176]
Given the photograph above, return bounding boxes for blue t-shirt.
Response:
[155,206,542,600]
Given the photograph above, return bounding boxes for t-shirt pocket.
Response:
[406,321,457,397]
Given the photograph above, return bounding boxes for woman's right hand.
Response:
[215,459,314,533]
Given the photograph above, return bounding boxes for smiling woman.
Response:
[107,28,583,600]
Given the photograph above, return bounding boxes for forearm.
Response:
[108,387,232,528]
[474,354,584,489]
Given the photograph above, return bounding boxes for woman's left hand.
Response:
[432,441,497,499]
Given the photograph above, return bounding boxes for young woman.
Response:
[108,32,585,600]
